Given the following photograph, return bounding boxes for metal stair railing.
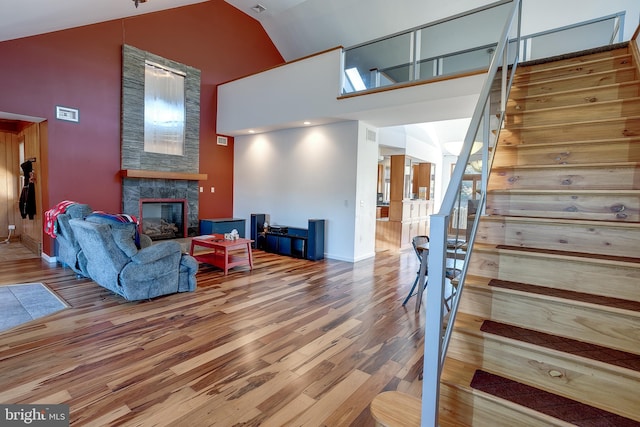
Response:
[419,0,522,425]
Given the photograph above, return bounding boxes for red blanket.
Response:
[44,200,78,238]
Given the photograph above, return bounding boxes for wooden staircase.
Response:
[439,44,640,425]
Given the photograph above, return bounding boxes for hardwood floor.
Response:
[0,249,425,426]
[0,240,40,262]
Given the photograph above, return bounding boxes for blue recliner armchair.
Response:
[69,218,197,301]
[55,203,93,276]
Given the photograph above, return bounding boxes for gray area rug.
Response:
[0,283,68,333]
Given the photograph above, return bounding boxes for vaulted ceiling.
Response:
[223,0,492,61]
[0,0,494,61]
[1,0,208,44]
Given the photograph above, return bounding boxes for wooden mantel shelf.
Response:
[120,169,208,181]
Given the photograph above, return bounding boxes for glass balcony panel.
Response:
[417,59,438,80]
[418,3,511,61]
[527,17,619,61]
[378,67,404,87]
[342,1,624,95]
[343,32,413,91]
[441,45,496,76]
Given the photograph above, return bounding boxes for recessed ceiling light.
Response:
[251,4,266,13]
[303,121,311,125]
[248,130,255,134]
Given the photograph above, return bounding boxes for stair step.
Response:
[475,216,640,258]
[440,358,569,426]
[492,244,640,263]
[507,81,640,113]
[488,162,640,190]
[479,319,640,372]
[505,97,640,127]
[518,45,629,72]
[489,277,640,312]
[492,137,640,166]
[514,53,634,85]
[447,43,640,426]
[498,116,640,146]
[369,391,421,427]
[469,370,640,425]
[510,67,638,98]
[448,313,640,423]
[467,243,640,302]
[486,188,640,221]
[460,274,640,354]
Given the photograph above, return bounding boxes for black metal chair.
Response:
[402,235,429,306]
[403,235,465,311]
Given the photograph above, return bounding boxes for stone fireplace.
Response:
[120,45,204,238]
[122,177,200,238]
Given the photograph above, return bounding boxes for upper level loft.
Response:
[217,0,637,137]
[342,2,624,94]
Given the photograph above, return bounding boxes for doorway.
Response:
[0,118,44,258]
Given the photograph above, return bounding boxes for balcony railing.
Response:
[342,2,624,94]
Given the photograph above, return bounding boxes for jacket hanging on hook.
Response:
[19,160,36,220]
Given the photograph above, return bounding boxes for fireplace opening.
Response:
[140,198,187,241]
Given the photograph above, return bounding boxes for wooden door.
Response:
[0,130,20,241]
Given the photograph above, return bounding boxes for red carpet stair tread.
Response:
[495,245,640,265]
[472,277,640,425]
[488,278,640,312]
[469,370,640,426]
[480,319,640,372]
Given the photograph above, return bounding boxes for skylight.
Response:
[345,67,366,91]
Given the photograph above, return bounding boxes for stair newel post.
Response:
[421,213,448,426]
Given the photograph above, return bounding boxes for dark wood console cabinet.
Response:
[262,218,325,261]
[200,218,246,237]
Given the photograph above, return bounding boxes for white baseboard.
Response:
[41,252,57,264]
[352,252,376,262]
[326,252,376,263]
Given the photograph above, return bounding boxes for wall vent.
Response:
[217,136,228,146]
[56,106,79,122]
[366,128,377,142]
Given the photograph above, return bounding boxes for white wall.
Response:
[218,48,344,135]
[234,120,377,262]
[354,122,379,261]
[217,47,485,135]
[378,127,408,151]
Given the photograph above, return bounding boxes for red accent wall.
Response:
[0,2,283,255]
